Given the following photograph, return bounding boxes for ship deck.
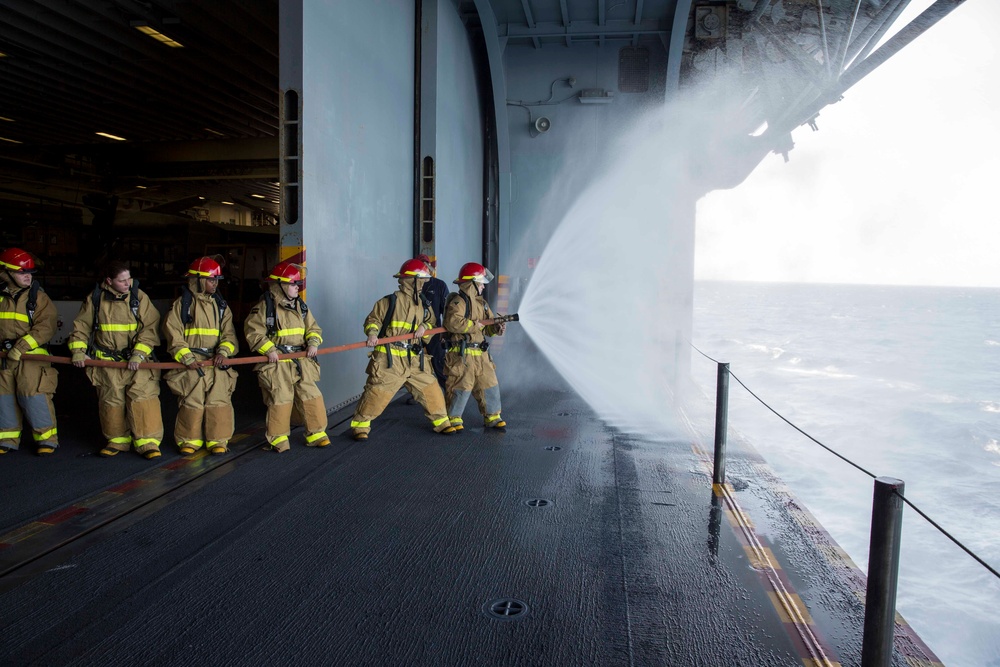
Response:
[0,351,930,666]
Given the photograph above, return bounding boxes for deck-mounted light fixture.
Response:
[130,20,184,48]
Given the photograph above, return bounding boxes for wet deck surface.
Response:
[0,357,917,666]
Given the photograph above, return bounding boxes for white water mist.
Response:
[517,92,756,439]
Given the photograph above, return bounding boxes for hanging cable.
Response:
[896,492,1000,580]
[690,340,1000,581]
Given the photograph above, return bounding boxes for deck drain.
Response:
[525,498,551,507]
[484,598,530,620]
[544,445,561,451]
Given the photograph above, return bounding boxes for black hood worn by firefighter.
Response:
[349,259,457,441]
[162,257,240,456]
[68,262,164,459]
[0,247,59,456]
[244,260,329,453]
[443,262,506,431]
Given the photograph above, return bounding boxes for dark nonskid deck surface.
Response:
[0,371,892,665]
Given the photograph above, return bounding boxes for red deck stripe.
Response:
[107,479,145,494]
[39,506,88,525]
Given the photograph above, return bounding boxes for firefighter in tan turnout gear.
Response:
[444,262,506,432]
[162,257,239,456]
[68,261,164,459]
[350,259,457,441]
[0,248,59,455]
[244,260,329,453]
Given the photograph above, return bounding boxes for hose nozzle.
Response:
[493,313,520,325]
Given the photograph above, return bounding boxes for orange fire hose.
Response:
[0,315,518,370]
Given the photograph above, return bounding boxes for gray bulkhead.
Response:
[280,0,700,409]
[280,0,485,409]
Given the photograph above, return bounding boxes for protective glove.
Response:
[6,347,21,362]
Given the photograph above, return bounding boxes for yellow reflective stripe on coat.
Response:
[351,420,370,428]
[219,341,235,355]
[258,340,275,354]
[374,345,413,358]
[276,327,305,336]
[306,335,322,345]
[0,312,29,323]
[365,324,379,332]
[174,347,193,362]
[98,323,138,332]
[462,320,473,333]
[68,340,88,350]
[184,327,220,336]
[390,321,415,330]
[33,428,57,441]
[134,343,153,355]
[448,347,483,356]
[94,350,121,361]
[22,334,38,350]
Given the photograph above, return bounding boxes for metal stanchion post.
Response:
[861,476,905,667]
[713,362,729,486]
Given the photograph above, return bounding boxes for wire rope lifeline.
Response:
[690,339,1000,582]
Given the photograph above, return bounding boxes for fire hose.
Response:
[0,313,520,370]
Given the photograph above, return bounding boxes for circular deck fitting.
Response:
[484,598,530,620]
[525,498,551,507]
[544,446,561,451]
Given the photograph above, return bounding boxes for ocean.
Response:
[691,281,1000,667]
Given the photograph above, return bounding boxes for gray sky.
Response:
[695,0,1000,288]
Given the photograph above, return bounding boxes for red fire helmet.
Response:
[0,247,36,273]
[394,259,432,279]
[268,260,305,285]
[454,262,494,285]
[186,256,223,279]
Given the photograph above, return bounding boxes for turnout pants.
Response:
[164,366,238,451]
[254,359,327,452]
[85,366,163,454]
[445,351,502,428]
[351,352,452,436]
[0,360,58,451]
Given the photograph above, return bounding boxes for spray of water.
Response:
[515,91,761,439]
